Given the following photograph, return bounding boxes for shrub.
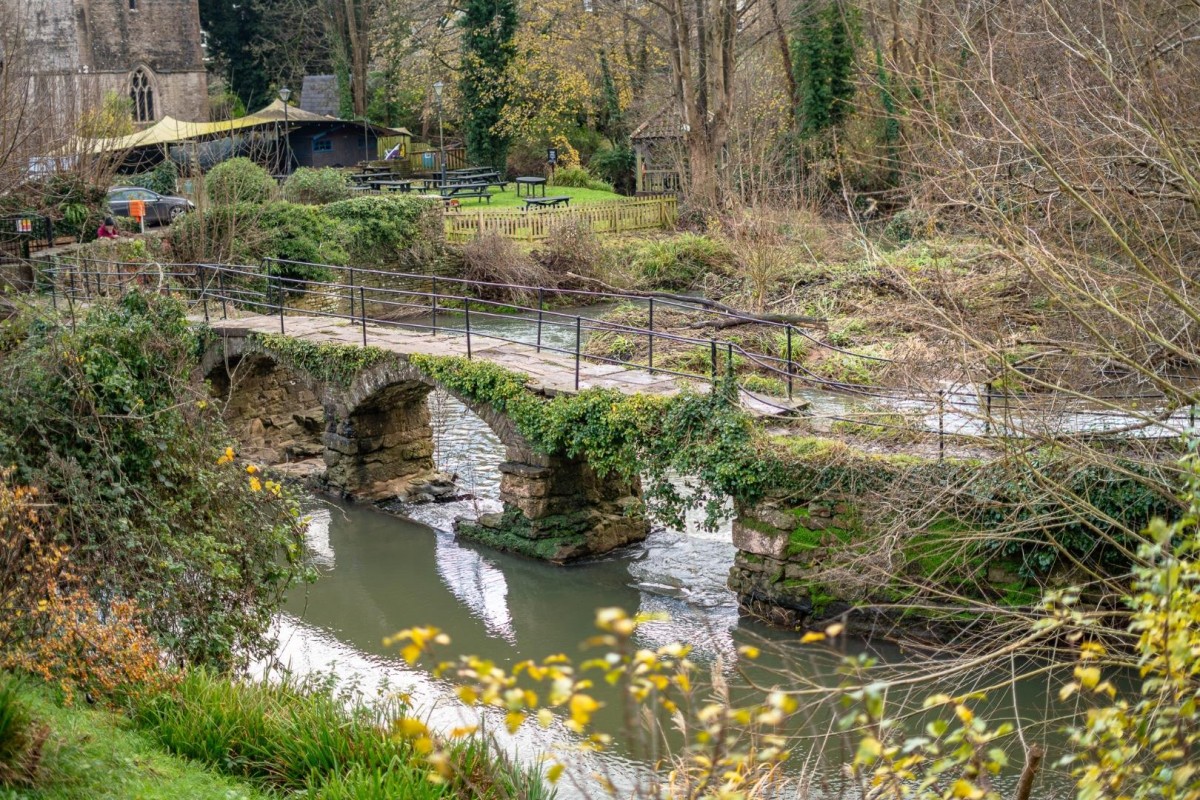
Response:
[589,144,635,195]
[883,207,935,243]
[459,234,550,298]
[206,158,275,206]
[257,201,346,274]
[125,160,180,196]
[534,219,604,283]
[549,166,613,192]
[282,168,353,204]
[321,195,433,265]
[0,294,308,668]
[2,590,174,708]
[630,233,735,290]
[0,473,70,654]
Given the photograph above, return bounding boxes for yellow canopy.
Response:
[74,100,411,154]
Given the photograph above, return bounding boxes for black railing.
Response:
[26,255,1199,455]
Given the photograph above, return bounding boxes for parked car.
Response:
[106,187,194,226]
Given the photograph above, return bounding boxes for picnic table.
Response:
[440,183,493,204]
[515,177,547,197]
[524,195,571,209]
[369,178,414,192]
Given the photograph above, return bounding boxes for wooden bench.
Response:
[441,192,492,205]
[524,195,571,209]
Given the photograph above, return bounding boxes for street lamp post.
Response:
[433,81,445,185]
[278,86,292,175]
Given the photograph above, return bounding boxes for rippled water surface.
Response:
[275,381,1073,797]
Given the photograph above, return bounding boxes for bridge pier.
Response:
[457,452,646,563]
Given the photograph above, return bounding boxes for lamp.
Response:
[278,87,292,174]
[433,81,446,184]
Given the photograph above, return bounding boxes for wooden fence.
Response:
[443,196,677,242]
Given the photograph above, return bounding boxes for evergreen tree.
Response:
[790,0,858,139]
[459,0,519,170]
[199,0,272,110]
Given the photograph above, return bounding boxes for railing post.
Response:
[984,381,993,436]
[278,274,285,334]
[938,389,945,461]
[575,316,581,391]
[431,277,438,335]
[349,267,356,319]
[67,269,76,333]
[536,288,544,353]
[49,269,57,312]
[1191,401,1195,431]
[786,325,794,400]
[199,264,209,323]
[727,341,734,380]
[360,287,367,346]
[219,268,227,320]
[465,297,472,360]
[647,297,654,373]
[710,339,717,383]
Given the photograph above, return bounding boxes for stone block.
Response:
[751,506,796,533]
[497,461,552,480]
[731,520,789,559]
[499,474,550,499]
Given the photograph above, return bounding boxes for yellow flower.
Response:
[249,476,262,492]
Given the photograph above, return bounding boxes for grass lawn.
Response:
[420,184,625,210]
[8,680,266,800]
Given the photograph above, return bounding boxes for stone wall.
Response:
[727,492,867,630]
[208,354,324,465]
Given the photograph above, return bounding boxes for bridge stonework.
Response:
[201,333,648,562]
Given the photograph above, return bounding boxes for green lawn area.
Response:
[6,680,265,800]
[415,184,625,210]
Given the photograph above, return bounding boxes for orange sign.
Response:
[129,200,146,219]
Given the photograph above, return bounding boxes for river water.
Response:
[270,370,1075,798]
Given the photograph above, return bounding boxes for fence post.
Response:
[278,275,285,334]
[710,339,717,383]
[938,389,945,461]
[647,297,655,374]
[50,270,57,312]
[1191,402,1196,431]
[349,267,356,319]
[786,326,794,400]
[199,264,209,323]
[727,342,734,381]
[219,268,228,320]
[360,287,367,346]
[985,381,993,436]
[67,269,76,333]
[575,316,581,391]
[465,298,472,360]
[431,277,438,335]
[536,288,544,352]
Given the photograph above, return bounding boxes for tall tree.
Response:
[791,0,858,139]
[199,0,273,110]
[459,0,518,169]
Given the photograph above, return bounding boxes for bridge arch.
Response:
[201,334,648,562]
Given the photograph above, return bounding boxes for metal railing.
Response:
[26,254,1199,455]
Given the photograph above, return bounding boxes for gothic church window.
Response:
[130,68,155,122]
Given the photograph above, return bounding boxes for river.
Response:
[268,374,1075,799]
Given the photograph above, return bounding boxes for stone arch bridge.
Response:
[201,328,648,562]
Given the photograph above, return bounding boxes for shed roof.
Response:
[300,75,340,117]
[631,111,686,141]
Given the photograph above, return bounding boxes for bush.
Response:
[534,219,604,283]
[589,145,635,195]
[125,160,180,196]
[883,207,935,243]
[321,195,433,266]
[549,166,613,192]
[0,294,308,668]
[206,158,275,206]
[282,168,353,204]
[630,233,735,290]
[257,201,346,274]
[459,234,550,298]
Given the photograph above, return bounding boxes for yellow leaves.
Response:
[799,631,825,643]
[546,763,565,784]
[1074,665,1101,690]
[568,693,601,731]
[387,626,450,664]
[505,711,527,733]
[448,725,478,738]
[950,779,986,799]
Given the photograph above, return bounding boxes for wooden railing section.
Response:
[443,196,678,242]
